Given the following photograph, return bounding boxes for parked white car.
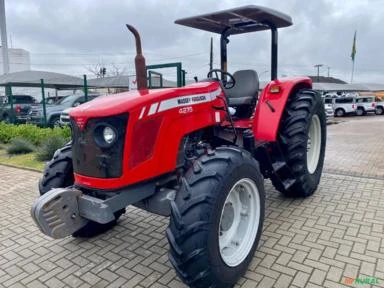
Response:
[374,97,384,115]
[332,97,357,117]
[355,96,376,116]
[59,107,72,126]
[323,97,334,119]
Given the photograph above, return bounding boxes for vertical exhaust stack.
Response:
[126,24,147,90]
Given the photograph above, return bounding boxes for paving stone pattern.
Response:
[0,116,384,288]
[325,115,384,178]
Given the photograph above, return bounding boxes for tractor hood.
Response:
[69,81,221,121]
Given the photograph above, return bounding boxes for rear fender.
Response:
[252,77,312,142]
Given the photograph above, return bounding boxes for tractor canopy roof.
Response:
[175,5,292,35]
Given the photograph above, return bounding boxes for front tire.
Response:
[270,89,326,197]
[167,147,265,288]
[375,106,384,115]
[335,108,345,117]
[39,144,124,238]
[49,116,61,128]
[356,107,364,116]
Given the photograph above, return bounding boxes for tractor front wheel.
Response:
[39,144,124,238]
[270,89,326,197]
[167,147,265,288]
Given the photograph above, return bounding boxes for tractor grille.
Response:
[71,114,128,179]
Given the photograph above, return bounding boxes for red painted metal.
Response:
[70,76,312,190]
[253,77,312,142]
[221,119,252,129]
[70,81,225,189]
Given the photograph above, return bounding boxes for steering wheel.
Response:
[207,69,236,89]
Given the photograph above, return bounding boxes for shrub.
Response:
[36,136,68,161]
[6,137,35,155]
[0,122,71,145]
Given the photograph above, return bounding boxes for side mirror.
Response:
[73,102,81,107]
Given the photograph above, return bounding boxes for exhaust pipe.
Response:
[126,24,147,90]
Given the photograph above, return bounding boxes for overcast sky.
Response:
[3,0,384,83]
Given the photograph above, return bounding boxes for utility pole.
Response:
[0,0,10,74]
[209,37,213,71]
[327,66,331,77]
[314,64,323,82]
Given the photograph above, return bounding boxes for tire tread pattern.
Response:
[167,147,262,288]
[269,89,326,197]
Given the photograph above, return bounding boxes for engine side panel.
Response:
[253,77,312,142]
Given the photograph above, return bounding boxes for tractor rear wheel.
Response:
[39,144,124,237]
[270,89,326,197]
[167,147,265,288]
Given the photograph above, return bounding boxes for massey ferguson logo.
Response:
[178,98,190,104]
[192,95,207,102]
[177,95,207,105]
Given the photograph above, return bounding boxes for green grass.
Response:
[0,148,44,171]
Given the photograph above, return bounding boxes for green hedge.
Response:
[36,136,68,161]
[7,137,35,155]
[0,122,71,145]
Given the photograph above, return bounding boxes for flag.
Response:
[351,31,357,62]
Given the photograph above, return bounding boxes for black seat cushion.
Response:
[225,70,259,106]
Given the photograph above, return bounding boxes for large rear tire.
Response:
[270,89,326,197]
[39,144,124,237]
[167,147,265,288]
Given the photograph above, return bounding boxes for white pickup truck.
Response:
[375,97,384,115]
[355,96,377,116]
[331,97,357,117]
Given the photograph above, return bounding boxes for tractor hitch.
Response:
[31,188,90,239]
[31,179,161,238]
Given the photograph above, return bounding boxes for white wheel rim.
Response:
[218,178,260,267]
[307,115,321,174]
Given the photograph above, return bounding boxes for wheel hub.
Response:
[220,203,235,232]
[306,115,321,174]
[218,179,260,267]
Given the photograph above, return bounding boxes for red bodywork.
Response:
[253,77,312,141]
[70,77,311,190]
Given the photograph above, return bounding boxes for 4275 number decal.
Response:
[179,106,193,114]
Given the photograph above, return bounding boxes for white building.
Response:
[0,47,30,74]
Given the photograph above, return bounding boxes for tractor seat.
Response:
[225,70,259,106]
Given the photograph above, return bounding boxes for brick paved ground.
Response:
[0,116,384,288]
[325,115,384,178]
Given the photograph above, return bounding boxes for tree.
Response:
[85,62,126,78]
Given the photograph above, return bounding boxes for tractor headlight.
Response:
[103,126,116,144]
[94,123,118,148]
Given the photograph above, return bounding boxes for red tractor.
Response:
[32,6,326,288]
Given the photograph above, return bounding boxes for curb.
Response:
[0,163,42,173]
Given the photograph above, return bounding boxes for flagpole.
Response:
[350,60,355,83]
[350,30,357,83]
